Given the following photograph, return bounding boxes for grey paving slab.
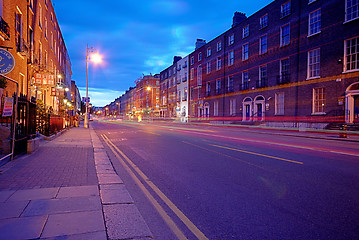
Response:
[41,231,107,240]
[100,184,134,204]
[0,201,29,219]
[0,215,47,239]
[98,174,123,184]
[41,210,105,238]
[103,204,152,240]
[95,164,114,171]
[0,190,15,202]
[56,185,99,199]
[22,196,102,217]
[96,168,116,175]
[7,187,59,201]
[94,152,109,159]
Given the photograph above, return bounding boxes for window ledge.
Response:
[306,76,320,80]
[307,31,321,38]
[343,69,359,74]
[311,112,326,116]
[344,17,359,24]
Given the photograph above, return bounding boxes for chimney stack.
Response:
[232,12,247,27]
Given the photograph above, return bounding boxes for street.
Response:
[93,120,359,240]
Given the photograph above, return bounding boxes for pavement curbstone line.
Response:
[89,125,153,240]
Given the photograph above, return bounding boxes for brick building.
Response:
[0,0,72,113]
[187,0,359,127]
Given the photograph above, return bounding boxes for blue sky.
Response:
[52,0,273,107]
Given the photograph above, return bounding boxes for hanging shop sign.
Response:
[0,49,15,74]
[51,87,65,96]
[34,73,55,85]
[2,97,14,117]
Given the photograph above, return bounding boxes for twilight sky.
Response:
[52,0,273,107]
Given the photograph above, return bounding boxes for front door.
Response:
[245,105,250,121]
[257,103,263,120]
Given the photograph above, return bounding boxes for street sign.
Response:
[0,48,15,74]
[82,97,90,103]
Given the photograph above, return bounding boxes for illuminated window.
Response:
[281,24,290,47]
[313,87,325,114]
[308,48,320,78]
[242,25,249,38]
[309,9,321,36]
[344,36,359,71]
[242,43,249,61]
[346,0,359,22]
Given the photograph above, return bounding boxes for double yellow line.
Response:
[101,134,208,240]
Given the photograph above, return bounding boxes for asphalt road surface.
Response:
[93,120,359,240]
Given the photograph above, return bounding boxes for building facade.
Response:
[176,56,189,122]
[0,0,72,113]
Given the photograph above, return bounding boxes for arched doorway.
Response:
[346,82,359,123]
[254,95,265,121]
[242,97,252,121]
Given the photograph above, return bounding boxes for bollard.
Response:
[339,124,347,138]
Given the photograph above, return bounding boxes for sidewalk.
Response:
[0,124,152,240]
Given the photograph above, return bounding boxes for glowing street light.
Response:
[84,45,102,128]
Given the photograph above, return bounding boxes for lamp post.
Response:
[84,45,101,128]
[146,86,154,121]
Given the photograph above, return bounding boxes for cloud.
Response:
[78,87,124,107]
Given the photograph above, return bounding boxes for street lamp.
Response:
[84,45,102,128]
[146,86,153,121]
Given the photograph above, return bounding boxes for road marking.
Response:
[209,144,303,165]
[182,141,267,170]
[102,134,208,240]
[183,131,359,157]
[138,130,161,135]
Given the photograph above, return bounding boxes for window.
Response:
[217,57,222,70]
[229,50,234,66]
[183,88,187,101]
[258,65,267,88]
[309,9,321,36]
[207,47,211,57]
[206,61,212,74]
[190,68,194,80]
[177,91,181,102]
[259,35,268,54]
[242,25,249,38]
[242,43,249,61]
[39,41,42,64]
[39,4,42,28]
[15,12,23,52]
[191,56,194,65]
[197,66,202,86]
[281,1,291,18]
[346,0,359,22]
[216,80,221,95]
[206,82,211,96]
[217,41,222,51]
[275,92,285,115]
[228,76,234,92]
[29,0,34,11]
[260,14,268,29]
[229,34,234,45]
[279,58,290,84]
[313,87,325,114]
[198,52,202,61]
[345,36,359,71]
[230,99,236,116]
[281,24,290,46]
[242,71,249,90]
[190,87,194,100]
[214,101,219,116]
[308,48,320,78]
